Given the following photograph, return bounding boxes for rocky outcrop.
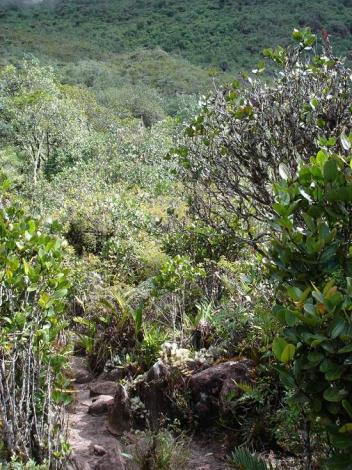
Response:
[106,360,185,432]
[70,356,94,384]
[107,384,133,436]
[106,358,255,435]
[93,445,107,456]
[189,359,255,421]
[136,360,175,429]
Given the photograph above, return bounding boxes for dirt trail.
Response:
[67,356,126,470]
[66,356,231,470]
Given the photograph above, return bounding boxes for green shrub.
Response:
[0,178,71,465]
[0,60,89,185]
[270,145,352,466]
[153,255,205,294]
[140,325,169,369]
[95,84,166,127]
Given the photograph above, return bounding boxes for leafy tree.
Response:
[172,29,352,464]
[174,30,352,252]
[0,60,89,185]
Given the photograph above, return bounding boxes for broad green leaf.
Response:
[272,337,287,361]
[292,29,302,41]
[320,359,335,373]
[287,286,303,301]
[329,431,352,449]
[27,220,36,234]
[316,149,329,167]
[273,338,295,363]
[281,343,296,363]
[276,367,295,387]
[303,302,315,315]
[320,342,335,353]
[323,159,338,183]
[331,319,347,339]
[39,292,51,308]
[55,288,68,298]
[338,344,352,353]
[307,351,324,363]
[284,309,298,326]
[323,279,337,295]
[342,400,352,419]
[303,213,315,231]
[312,289,324,304]
[23,259,30,275]
[325,366,344,381]
[323,387,348,402]
[339,423,352,433]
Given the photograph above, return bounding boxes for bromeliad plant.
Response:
[0,178,71,467]
[270,142,352,467]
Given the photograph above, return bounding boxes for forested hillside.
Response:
[1,0,352,69]
[1,0,351,120]
[1,1,352,469]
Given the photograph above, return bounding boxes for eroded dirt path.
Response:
[67,357,125,470]
[186,438,232,470]
[66,356,231,470]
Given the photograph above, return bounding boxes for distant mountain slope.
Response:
[1,0,351,70]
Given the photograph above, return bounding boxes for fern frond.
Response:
[235,380,255,394]
[229,447,268,470]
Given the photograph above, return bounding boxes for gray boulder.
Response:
[88,395,114,415]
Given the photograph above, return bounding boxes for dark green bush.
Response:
[66,214,114,255]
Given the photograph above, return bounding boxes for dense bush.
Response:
[171,29,352,465]
[96,84,166,127]
[270,146,352,467]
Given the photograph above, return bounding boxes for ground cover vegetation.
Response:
[1,2,352,468]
